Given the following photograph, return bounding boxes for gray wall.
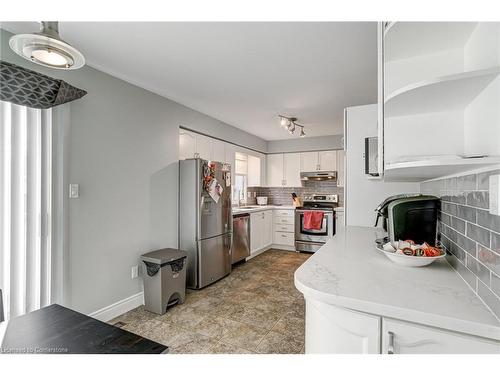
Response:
[345,104,419,226]
[266,135,343,154]
[1,28,267,314]
[421,168,500,320]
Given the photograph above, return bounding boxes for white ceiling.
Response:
[1,22,377,140]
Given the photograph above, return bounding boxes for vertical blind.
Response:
[0,100,52,320]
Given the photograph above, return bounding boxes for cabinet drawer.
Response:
[274,223,294,233]
[274,231,295,246]
[274,209,294,217]
[274,216,294,225]
[381,318,500,354]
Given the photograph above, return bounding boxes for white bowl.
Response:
[375,246,446,267]
[256,196,268,205]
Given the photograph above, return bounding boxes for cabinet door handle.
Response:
[281,234,287,238]
[387,331,395,354]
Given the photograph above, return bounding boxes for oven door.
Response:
[295,210,334,243]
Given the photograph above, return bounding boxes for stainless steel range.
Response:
[295,194,338,253]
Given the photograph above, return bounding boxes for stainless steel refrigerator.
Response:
[179,158,232,289]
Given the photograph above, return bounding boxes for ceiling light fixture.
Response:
[278,115,306,137]
[280,117,288,128]
[9,21,85,70]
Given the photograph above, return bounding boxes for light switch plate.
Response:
[131,265,139,279]
[69,183,79,198]
[489,175,500,216]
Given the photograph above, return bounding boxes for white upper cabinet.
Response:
[178,130,264,186]
[300,152,319,172]
[336,150,345,187]
[380,22,500,181]
[284,153,302,187]
[179,130,196,160]
[195,134,212,160]
[211,138,226,163]
[300,151,338,172]
[178,129,212,160]
[247,154,261,187]
[266,153,302,187]
[318,151,337,171]
[224,143,235,169]
[266,154,284,187]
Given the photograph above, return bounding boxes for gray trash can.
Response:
[141,248,188,315]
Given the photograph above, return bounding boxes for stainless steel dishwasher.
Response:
[232,213,250,264]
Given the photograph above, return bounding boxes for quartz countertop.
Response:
[294,226,500,341]
[232,205,295,215]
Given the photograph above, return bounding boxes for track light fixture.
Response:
[278,115,306,137]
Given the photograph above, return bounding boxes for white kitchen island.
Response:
[294,226,500,354]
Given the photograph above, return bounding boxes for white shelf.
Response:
[384,67,500,117]
[384,22,477,62]
[384,156,500,182]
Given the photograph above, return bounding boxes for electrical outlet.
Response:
[69,183,79,198]
[131,265,139,279]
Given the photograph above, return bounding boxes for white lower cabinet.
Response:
[274,231,294,247]
[381,318,500,354]
[248,208,295,255]
[263,210,273,248]
[273,209,295,249]
[250,210,273,255]
[306,299,381,354]
[304,298,500,354]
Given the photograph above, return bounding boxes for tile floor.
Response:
[109,249,311,354]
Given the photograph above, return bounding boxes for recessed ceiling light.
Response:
[9,21,85,70]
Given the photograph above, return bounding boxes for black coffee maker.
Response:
[375,194,440,247]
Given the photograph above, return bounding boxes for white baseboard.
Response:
[272,244,296,252]
[89,291,144,322]
[246,245,271,260]
[245,244,297,261]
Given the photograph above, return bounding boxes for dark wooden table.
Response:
[0,304,167,354]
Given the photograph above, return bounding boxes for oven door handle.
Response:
[296,210,333,215]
